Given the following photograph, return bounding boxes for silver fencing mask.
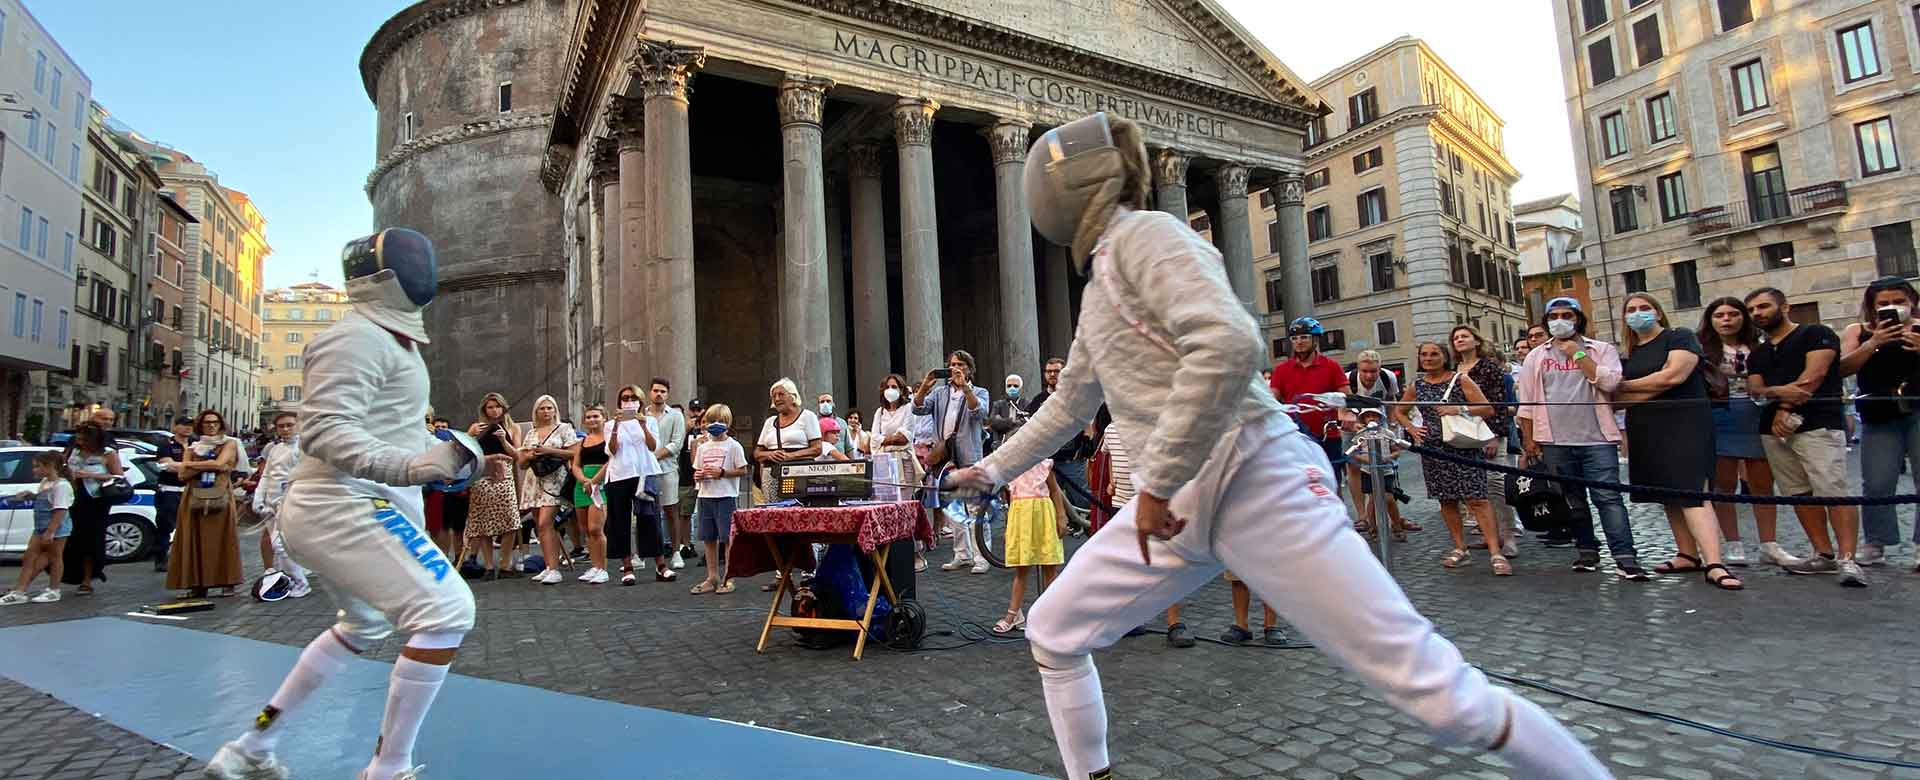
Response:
[1024,113,1129,269]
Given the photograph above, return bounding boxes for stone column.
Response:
[1153,148,1191,221]
[848,142,891,405]
[1043,243,1074,358]
[824,173,848,405]
[1214,163,1256,314]
[988,118,1039,384]
[634,41,705,397]
[777,74,835,401]
[893,97,943,374]
[609,94,648,389]
[1274,174,1311,322]
[590,136,621,400]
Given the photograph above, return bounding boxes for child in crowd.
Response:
[691,404,749,595]
[2,452,74,604]
[993,418,1069,635]
[1349,407,1411,542]
[818,417,852,461]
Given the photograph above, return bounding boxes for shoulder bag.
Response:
[1439,372,1497,449]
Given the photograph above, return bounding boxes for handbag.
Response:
[528,426,567,478]
[94,477,134,504]
[1438,372,1497,449]
[1506,456,1573,533]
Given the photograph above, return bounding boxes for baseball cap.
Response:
[1545,296,1582,312]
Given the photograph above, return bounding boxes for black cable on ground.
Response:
[1410,443,1920,506]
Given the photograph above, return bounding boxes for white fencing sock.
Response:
[236,629,357,755]
[1036,654,1110,779]
[365,654,451,778]
[1494,692,1613,779]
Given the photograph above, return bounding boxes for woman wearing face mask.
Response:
[1698,298,1788,568]
[517,395,578,585]
[1838,276,1920,569]
[1394,341,1505,574]
[986,374,1030,456]
[1614,293,1741,590]
[464,393,522,580]
[871,373,925,570]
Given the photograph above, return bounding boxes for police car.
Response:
[0,446,162,564]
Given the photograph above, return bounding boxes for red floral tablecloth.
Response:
[725,501,933,578]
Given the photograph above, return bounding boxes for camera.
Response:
[930,368,952,380]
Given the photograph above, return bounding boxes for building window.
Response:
[317,309,334,321]
[1448,239,1466,283]
[10,294,22,339]
[1440,181,1455,217]
[1719,0,1753,30]
[1836,22,1881,83]
[1311,263,1340,304]
[171,305,181,329]
[1583,0,1609,30]
[1467,252,1487,290]
[1323,329,1347,352]
[1561,273,1575,290]
[1623,269,1647,294]
[1760,241,1795,270]
[1672,260,1701,309]
[288,308,306,320]
[1305,169,1329,191]
[1356,189,1388,228]
[498,82,513,112]
[1369,251,1395,292]
[1348,89,1379,129]
[33,50,45,92]
[35,217,47,259]
[402,112,416,143]
[1610,187,1639,233]
[283,386,303,402]
[1657,172,1689,221]
[1873,223,1918,278]
[16,207,31,252]
[1258,190,1274,209]
[1601,111,1629,158]
[1352,147,1383,174]
[1589,40,1617,86]
[1190,214,1212,233]
[57,309,67,347]
[1646,92,1677,143]
[1307,206,1332,241]
[286,331,302,343]
[284,354,302,370]
[1375,320,1398,346]
[1632,15,1664,66]
[1856,117,1899,177]
[1732,60,1769,114]
[1267,219,1281,254]
[1265,275,1285,312]
[1744,145,1787,221]
[1306,116,1326,147]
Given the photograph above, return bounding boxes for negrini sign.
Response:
[831,30,1231,140]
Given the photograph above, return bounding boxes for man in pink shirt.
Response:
[1517,297,1649,580]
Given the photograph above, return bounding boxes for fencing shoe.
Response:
[203,741,290,780]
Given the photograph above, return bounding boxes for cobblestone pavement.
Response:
[2,453,1918,780]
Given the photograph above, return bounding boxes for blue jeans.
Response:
[1861,414,1920,545]
[1541,444,1638,560]
[1055,458,1089,510]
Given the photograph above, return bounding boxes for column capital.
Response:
[629,40,706,103]
[1152,148,1191,189]
[589,136,621,184]
[848,142,886,179]
[1274,174,1305,207]
[607,94,645,151]
[777,75,835,127]
[892,98,940,147]
[1215,162,1250,196]
[987,118,1032,165]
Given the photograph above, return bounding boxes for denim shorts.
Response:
[1712,401,1766,460]
[33,514,73,539]
[695,496,736,542]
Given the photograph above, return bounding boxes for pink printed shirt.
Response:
[1515,337,1625,444]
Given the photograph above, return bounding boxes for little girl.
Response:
[993,420,1068,634]
[2,452,75,605]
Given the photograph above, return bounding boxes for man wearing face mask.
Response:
[816,393,850,456]
[205,229,505,780]
[1516,297,1647,580]
[985,374,1031,456]
[942,112,1610,780]
[1839,277,1920,570]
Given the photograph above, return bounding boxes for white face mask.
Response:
[883,387,902,403]
[1547,319,1577,339]
[1892,304,1914,322]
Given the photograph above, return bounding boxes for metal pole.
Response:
[1365,421,1394,571]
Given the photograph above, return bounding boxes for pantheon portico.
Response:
[540,0,1326,418]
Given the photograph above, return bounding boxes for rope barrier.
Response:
[1406,443,1918,506]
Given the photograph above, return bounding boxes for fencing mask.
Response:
[1024,113,1145,269]
[341,227,437,343]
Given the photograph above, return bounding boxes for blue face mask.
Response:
[1006,386,1021,399]
[818,402,834,416]
[1625,310,1659,333]
[706,423,728,437]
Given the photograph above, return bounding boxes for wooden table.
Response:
[726,501,933,660]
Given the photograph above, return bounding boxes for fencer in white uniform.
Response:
[250,414,310,599]
[946,113,1613,780]
[205,228,495,780]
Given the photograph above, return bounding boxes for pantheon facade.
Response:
[363,0,1324,421]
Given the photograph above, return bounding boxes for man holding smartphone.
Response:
[1839,276,1920,570]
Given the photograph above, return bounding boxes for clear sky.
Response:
[27,0,1572,289]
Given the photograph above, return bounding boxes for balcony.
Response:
[1685,181,1849,242]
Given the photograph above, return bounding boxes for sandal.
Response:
[1403,521,1423,532]
[1391,525,1409,543]
[1654,553,1704,574]
[77,585,93,596]
[1704,563,1745,591]
[1441,548,1471,568]
[716,580,736,594]
[1490,555,1513,576]
[991,609,1026,635]
[690,581,716,595]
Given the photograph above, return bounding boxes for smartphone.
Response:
[930,368,952,380]
[1878,306,1904,325]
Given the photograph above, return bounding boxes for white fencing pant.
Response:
[1028,422,1515,759]
[280,481,475,648]
[267,517,309,591]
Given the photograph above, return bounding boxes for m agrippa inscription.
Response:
[831,30,1232,140]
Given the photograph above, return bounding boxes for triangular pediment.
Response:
[883,0,1325,115]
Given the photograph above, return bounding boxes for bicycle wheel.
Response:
[969,494,1008,569]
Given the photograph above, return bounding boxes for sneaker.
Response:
[535,568,563,585]
[670,550,686,570]
[1723,540,1750,567]
[1856,544,1886,567]
[204,741,291,780]
[969,560,989,575]
[1262,626,1288,646]
[358,765,426,780]
[590,568,610,584]
[1759,542,1804,568]
[0,591,28,606]
[1500,538,1518,559]
[1615,559,1651,581]
[1220,625,1253,644]
[1165,622,1196,648]
[1837,558,1869,588]
[1784,555,1839,575]
[940,556,973,571]
[621,571,637,586]
[1541,535,1574,548]
[1570,550,1601,573]
[577,567,602,583]
[29,589,60,603]
[288,581,311,599]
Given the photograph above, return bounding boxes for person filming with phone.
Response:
[1838,276,1920,570]
[914,349,991,572]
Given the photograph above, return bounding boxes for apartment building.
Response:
[1554,0,1920,341]
[1515,193,1594,320]
[260,282,349,416]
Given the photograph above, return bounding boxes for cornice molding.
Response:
[365,111,555,196]
[439,266,567,293]
[359,0,529,103]
[1304,104,1440,161]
